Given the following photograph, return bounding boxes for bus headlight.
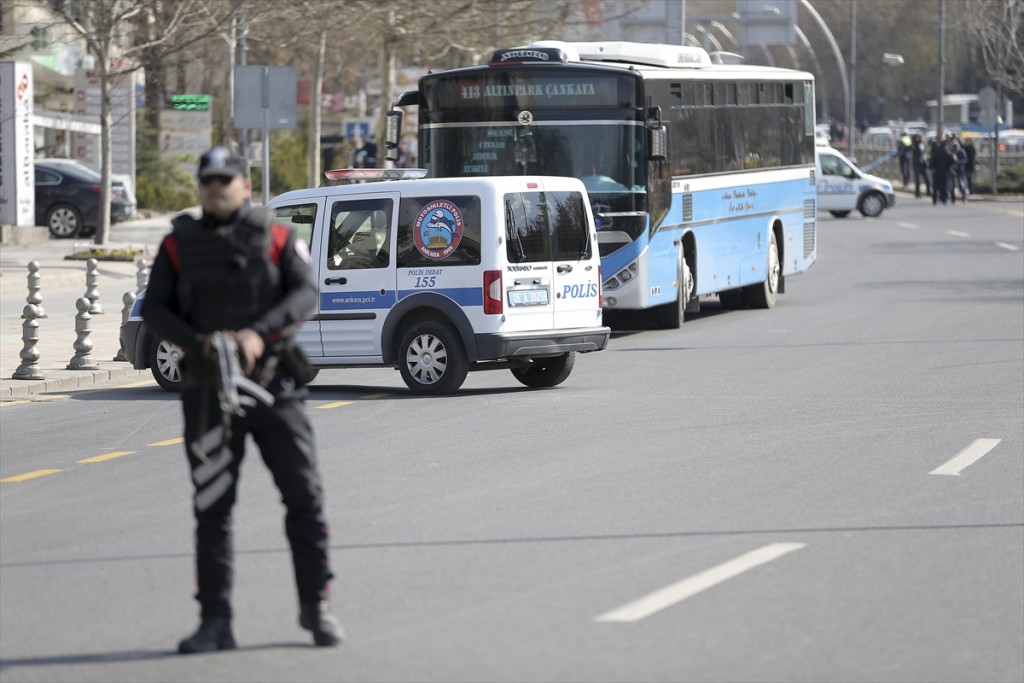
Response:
[603,262,637,290]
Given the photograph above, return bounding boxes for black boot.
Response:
[299,600,345,647]
[178,617,237,654]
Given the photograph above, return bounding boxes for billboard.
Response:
[0,62,35,227]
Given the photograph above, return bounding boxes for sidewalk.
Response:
[0,240,154,398]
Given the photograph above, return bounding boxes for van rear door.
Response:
[546,187,601,330]
[502,185,600,332]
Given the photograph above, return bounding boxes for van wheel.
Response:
[511,352,576,388]
[745,230,779,309]
[398,321,468,394]
[859,192,885,217]
[149,337,183,392]
[829,210,851,218]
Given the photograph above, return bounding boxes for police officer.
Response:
[142,147,343,653]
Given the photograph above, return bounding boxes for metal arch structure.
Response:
[799,0,850,140]
[795,24,828,120]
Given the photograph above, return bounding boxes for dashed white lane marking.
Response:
[946,230,971,238]
[929,438,1001,476]
[593,542,806,623]
[899,222,919,230]
[995,242,1020,252]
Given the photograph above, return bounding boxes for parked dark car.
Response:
[34,158,136,238]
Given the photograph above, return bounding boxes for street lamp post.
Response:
[882,52,904,124]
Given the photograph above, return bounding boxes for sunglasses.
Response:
[199,175,235,187]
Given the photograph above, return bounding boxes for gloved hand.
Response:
[232,328,265,376]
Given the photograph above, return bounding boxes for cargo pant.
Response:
[181,380,333,619]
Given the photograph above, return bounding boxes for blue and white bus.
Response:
[386,40,818,327]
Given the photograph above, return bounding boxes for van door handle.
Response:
[324,277,347,285]
[557,264,573,273]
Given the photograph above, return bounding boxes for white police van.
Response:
[122,171,609,394]
[816,146,896,218]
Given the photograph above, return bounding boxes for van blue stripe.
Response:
[399,287,482,306]
[321,287,483,310]
[320,291,397,310]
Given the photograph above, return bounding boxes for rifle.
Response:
[208,331,275,417]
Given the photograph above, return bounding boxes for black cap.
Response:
[198,146,248,179]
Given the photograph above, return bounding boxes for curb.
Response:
[2,363,147,398]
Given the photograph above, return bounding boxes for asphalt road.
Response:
[1,197,1022,683]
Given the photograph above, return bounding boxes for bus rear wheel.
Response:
[745,230,779,309]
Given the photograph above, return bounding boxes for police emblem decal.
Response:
[413,200,464,260]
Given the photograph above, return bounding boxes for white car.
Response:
[122,170,610,394]
[816,147,896,218]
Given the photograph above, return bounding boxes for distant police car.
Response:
[120,171,610,394]
[816,147,896,218]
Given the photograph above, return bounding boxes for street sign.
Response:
[978,108,998,132]
[233,65,297,130]
[978,86,997,110]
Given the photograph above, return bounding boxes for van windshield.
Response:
[504,191,591,263]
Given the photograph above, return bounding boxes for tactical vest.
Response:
[171,207,282,334]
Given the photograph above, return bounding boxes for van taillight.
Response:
[483,270,502,314]
[598,265,603,308]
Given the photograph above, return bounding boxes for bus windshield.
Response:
[423,122,646,194]
[425,122,648,241]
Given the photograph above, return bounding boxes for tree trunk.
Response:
[96,54,113,245]
[308,29,326,186]
[378,10,396,169]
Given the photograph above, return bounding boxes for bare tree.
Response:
[44,0,242,244]
[963,0,1024,96]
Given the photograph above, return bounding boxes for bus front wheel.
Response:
[655,260,691,329]
[745,230,779,309]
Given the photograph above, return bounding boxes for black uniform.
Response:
[142,205,332,623]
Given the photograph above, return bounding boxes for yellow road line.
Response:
[119,379,158,388]
[1,469,61,483]
[361,392,389,399]
[316,401,354,410]
[148,437,184,447]
[77,451,137,464]
[0,395,70,407]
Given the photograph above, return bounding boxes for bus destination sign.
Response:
[433,74,631,110]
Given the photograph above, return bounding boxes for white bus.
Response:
[388,40,818,327]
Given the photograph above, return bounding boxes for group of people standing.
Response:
[900,131,976,205]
